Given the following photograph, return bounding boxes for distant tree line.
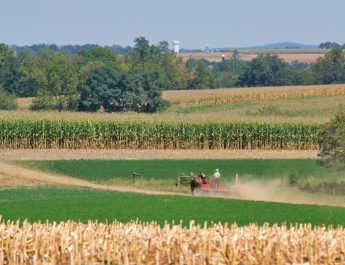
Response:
[1,38,345,112]
[319,42,345,49]
[194,47,345,88]
[12,43,132,55]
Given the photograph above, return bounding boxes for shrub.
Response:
[318,106,345,169]
[30,95,79,111]
[0,88,18,110]
[288,172,298,185]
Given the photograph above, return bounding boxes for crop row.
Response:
[163,84,345,106]
[0,120,321,149]
[1,220,343,264]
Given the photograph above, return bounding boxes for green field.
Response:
[1,187,345,226]
[23,159,343,183]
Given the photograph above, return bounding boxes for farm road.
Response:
[0,149,318,161]
[0,161,184,196]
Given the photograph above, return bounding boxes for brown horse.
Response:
[189,172,201,194]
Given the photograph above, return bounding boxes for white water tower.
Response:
[173,40,180,53]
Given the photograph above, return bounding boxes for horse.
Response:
[189,172,201,194]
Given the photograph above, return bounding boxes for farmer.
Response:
[213,169,221,189]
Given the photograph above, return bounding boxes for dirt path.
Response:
[0,149,319,161]
[0,171,46,187]
[0,162,184,196]
[1,161,345,207]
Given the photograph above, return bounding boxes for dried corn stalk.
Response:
[0,219,344,264]
[163,84,345,107]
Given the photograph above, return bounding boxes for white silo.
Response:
[173,40,180,53]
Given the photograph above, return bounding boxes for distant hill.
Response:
[245,42,319,49]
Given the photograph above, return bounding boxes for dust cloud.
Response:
[196,178,345,207]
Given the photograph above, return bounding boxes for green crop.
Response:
[0,119,322,149]
[1,187,345,226]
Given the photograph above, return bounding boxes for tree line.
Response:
[192,47,345,88]
[1,37,345,112]
[319,42,345,49]
[0,37,190,112]
[12,43,132,55]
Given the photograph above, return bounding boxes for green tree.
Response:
[78,65,168,113]
[114,73,168,113]
[212,58,248,87]
[126,37,194,90]
[79,66,121,112]
[0,44,22,96]
[131,62,169,91]
[18,53,42,97]
[129,63,169,112]
[319,107,345,169]
[157,54,191,89]
[187,59,216,89]
[319,42,341,49]
[238,55,290,87]
[215,72,239,88]
[30,49,79,111]
[75,46,123,71]
[158,41,171,53]
[312,48,345,84]
[290,68,316,85]
[0,86,18,110]
[133,37,151,59]
[214,58,247,75]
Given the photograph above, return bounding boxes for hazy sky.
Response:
[1,0,344,49]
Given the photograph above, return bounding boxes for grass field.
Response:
[22,159,343,183]
[1,187,345,226]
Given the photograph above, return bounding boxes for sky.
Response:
[1,0,345,49]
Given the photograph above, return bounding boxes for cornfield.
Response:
[1,219,344,264]
[0,120,321,150]
[163,84,345,107]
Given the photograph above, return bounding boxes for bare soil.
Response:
[0,171,46,187]
[0,149,318,161]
